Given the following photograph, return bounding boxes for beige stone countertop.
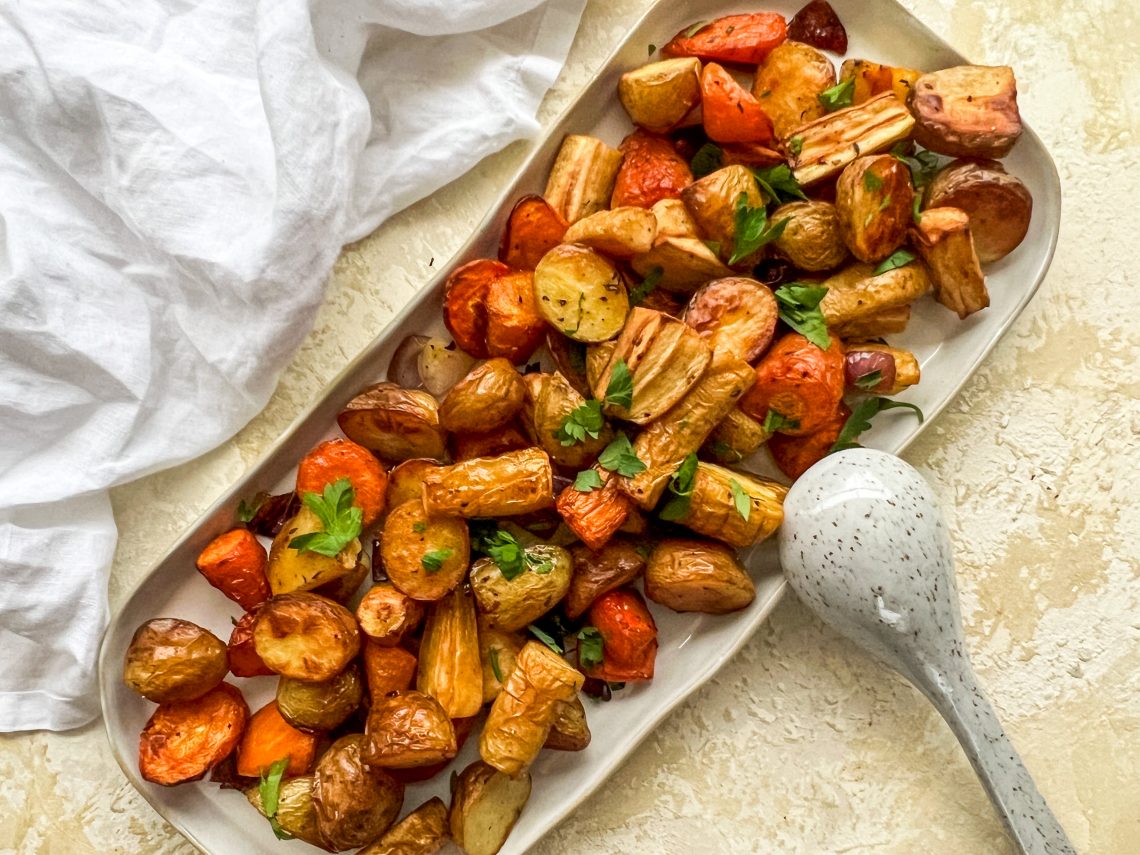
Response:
[2,0,1137,852]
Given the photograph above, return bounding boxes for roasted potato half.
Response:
[909,65,1022,159]
[416,584,483,719]
[771,200,848,271]
[819,262,930,329]
[562,206,658,258]
[277,664,363,733]
[533,244,629,342]
[364,690,457,769]
[543,696,591,751]
[543,134,624,223]
[618,57,702,132]
[449,761,533,855]
[469,544,573,632]
[911,207,989,318]
[253,592,361,682]
[358,797,449,855]
[313,735,405,851]
[925,159,1032,263]
[645,539,755,614]
[523,370,612,469]
[338,383,447,463]
[268,505,361,595]
[438,358,526,434]
[380,499,471,602]
[684,277,779,361]
[680,165,765,263]
[835,155,914,263]
[245,775,327,849]
[124,618,228,704]
[422,447,553,519]
[630,236,734,293]
[751,40,836,139]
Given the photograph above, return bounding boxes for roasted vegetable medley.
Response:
[124,4,1033,852]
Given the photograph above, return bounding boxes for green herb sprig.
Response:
[831,397,925,453]
[730,193,789,265]
[658,453,699,521]
[259,757,293,840]
[818,77,855,112]
[288,479,362,558]
[774,283,831,350]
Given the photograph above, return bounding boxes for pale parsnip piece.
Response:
[416,584,483,719]
[834,155,915,263]
[910,206,989,318]
[338,383,447,463]
[617,57,702,132]
[630,236,734,293]
[909,65,1022,158]
[562,206,658,258]
[819,262,930,328]
[533,244,629,342]
[669,463,787,549]
[449,762,532,855]
[702,407,771,465]
[543,134,623,223]
[752,40,836,138]
[522,370,612,469]
[651,197,702,238]
[831,304,912,339]
[585,341,616,393]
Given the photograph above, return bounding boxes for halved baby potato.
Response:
[630,236,734,293]
[523,370,612,469]
[277,663,363,732]
[925,158,1032,263]
[680,165,765,263]
[252,592,361,682]
[338,383,446,463]
[561,206,658,258]
[618,57,702,133]
[469,544,573,632]
[268,505,360,595]
[835,155,915,263]
[771,200,849,271]
[650,198,702,239]
[543,696,591,752]
[380,499,470,602]
[910,206,989,318]
[533,244,629,342]
[364,690,457,769]
[449,761,533,855]
[819,262,931,329]
[565,537,647,620]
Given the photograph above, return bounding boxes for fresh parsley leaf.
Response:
[577,627,604,669]
[658,453,699,521]
[762,409,801,433]
[831,397,925,453]
[818,77,855,112]
[604,359,634,409]
[259,757,294,840]
[708,439,743,463]
[878,194,892,211]
[421,548,453,573]
[730,479,751,521]
[703,239,722,256]
[682,20,708,38]
[873,249,916,275]
[557,399,605,446]
[629,266,663,306]
[528,624,563,653]
[598,433,647,477]
[236,494,266,524]
[912,195,924,225]
[774,283,831,350]
[489,647,503,683]
[527,551,555,575]
[412,521,427,534]
[574,468,605,493]
[689,142,724,179]
[648,44,656,56]
[863,171,884,192]
[787,136,805,157]
[481,529,526,580]
[854,369,883,390]
[730,193,789,265]
[890,142,940,190]
[753,164,808,203]
[289,478,362,558]
[562,293,586,335]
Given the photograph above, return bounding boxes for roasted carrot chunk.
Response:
[195,528,270,611]
[664,13,787,65]
[555,468,632,552]
[498,195,568,270]
[236,701,319,778]
[138,683,249,786]
[739,332,846,436]
[296,438,388,527]
[768,401,851,479]
[611,130,693,209]
[362,640,418,699]
[226,607,274,677]
[585,588,658,682]
[485,270,547,363]
[700,63,775,144]
[443,258,511,360]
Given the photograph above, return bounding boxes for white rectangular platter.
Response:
[98,1,1061,853]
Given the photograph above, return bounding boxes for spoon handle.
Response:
[919,661,1076,855]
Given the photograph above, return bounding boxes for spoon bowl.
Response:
[778,449,1074,855]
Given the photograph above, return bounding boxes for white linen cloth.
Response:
[0,0,586,731]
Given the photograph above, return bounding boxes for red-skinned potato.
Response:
[925,159,1032,263]
[195,529,271,611]
[645,539,755,614]
[788,1,848,53]
[739,332,846,436]
[610,130,693,209]
[909,65,1022,158]
[565,538,647,620]
[252,592,361,682]
[684,277,778,361]
[844,343,920,396]
[449,761,533,855]
[138,683,249,786]
[124,618,228,704]
[498,195,568,271]
[338,383,446,463]
[438,358,525,434]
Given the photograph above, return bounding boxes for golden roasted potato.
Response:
[277,664,363,732]
[844,343,921,396]
[543,134,624,223]
[253,592,361,682]
[380,499,470,602]
[544,331,591,397]
[645,539,755,614]
[385,459,444,514]
[469,544,572,632]
[684,277,779,361]
[835,155,914,263]
[771,200,849,271]
[561,206,658,258]
[479,619,525,704]
[832,305,912,339]
[703,406,771,465]
[620,348,756,509]
[533,244,629,342]
[585,341,616,393]
[629,236,734,292]
[523,371,612,469]
[925,159,1033,263]
[313,735,405,850]
[479,641,584,776]
[787,92,915,186]
[593,307,712,425]
[358,797,449,855]
[909,65,1022,158]
[449,761,532,855]
[416,337,477,398]
[543,696,591,751]
[679,165,765,263]
[416,584,483,719]
[618,57,702,132]
[819,262,930,328]
[246,775,327,849]
[911,207,989,318]
[839,58,921,106]
[356,583,425,645]
[438,358,525,434]
[268,505,360,596]
[363,690,457,769]
[338,383,447,463]
[422,447,553,518]
[565,538,647,621]
[669,463,788,549]
[651,198,702,238]
[751,40,836,138]
[123,618,228,703]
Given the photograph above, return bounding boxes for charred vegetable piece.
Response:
[296,438,388,528]
[498,195,568,271]
[768,401,851,479]
[364,690,457,769]
[751,40,837,139]
[910,207,989,318]
[617,58,702,133]
[449,761,533,855]
[610,130,694,210]
[422,447,553,519]
[543,134,624,224]
[195,529,271,611]
[439,358,526,434]
[362,641,418,700]
[740,332,846,436]
[684,276,779,361]
[585,588,657,682]
[645,539,755,614]
[663,13,787,65]
[700,62,775,144]
[358,797,449,855]
[237,701,319,778]
[313,734,405,851]
[356,583,425,645]
[124,618,229,704]
[909,65,1022,159]
[380,499,470,601]
[138,683,249,786]
[787,0,848,53]
[835,155,915,263]
[416,584,483,719]
[771,200,849,271]
[565,538,647,620]
[227,608,275,678]
[470,544,573,632]
[925,159,1032,263]
[276,664,363,733]
[252,592,360,682]
[338,383,447,463]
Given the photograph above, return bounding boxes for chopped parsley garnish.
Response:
[604,359,634,409]
[489,648,503,683]
[730,479,751,521]
[259,757,293,840]
[763,409,801,433]
[774,283,831,350]
[873,249,916,275]
[831,397,925,453]
[479,529,526,580]
[629,266,663,306]
[752,163,808,204]
[787,136,805,157]
[288,478,362,558]
[556,400,605,446]
[597,433,647,478]
[854,369,884,390]
[577,627,604,669]
[730,193,789,265]
[863,171,884,192]
[658,453,699,521]
[690,142,724,179]
[818,77,855,112]
[527,624,563,653]
[412,521,427,534]
[236,493,266,524]
[574,468,605,493]
[890,142,940,190]
[421,548,453,573]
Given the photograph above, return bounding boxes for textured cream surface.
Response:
[3,0,1138,852]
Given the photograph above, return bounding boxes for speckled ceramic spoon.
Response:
[777,448,1074,855]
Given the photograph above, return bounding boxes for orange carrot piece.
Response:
[362,640,418,699]
[139,683,249,786]
[585,588,658,682]
[195,528,271,611]
[227,608,274,677]
[498,195,568,271]
[296,437,388,527]
[236,701,319,778]
[768,401,851,479]
[611,130,693,209]
[555,469,632,552]
[485,270,546,363]
[700,63,775,144]
[443,259,511,359]
[739,332,846,436]
[663,13,787,65]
